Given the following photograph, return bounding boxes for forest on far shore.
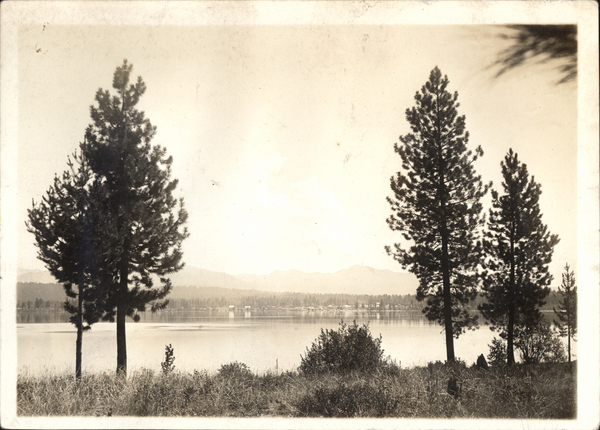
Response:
[17,282,566,313]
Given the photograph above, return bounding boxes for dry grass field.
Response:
[17,361,575,419]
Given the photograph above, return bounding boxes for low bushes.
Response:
[296,378,400,417]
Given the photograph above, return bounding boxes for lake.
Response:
[17,309,499,376]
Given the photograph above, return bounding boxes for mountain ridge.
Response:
[16,264,419,296]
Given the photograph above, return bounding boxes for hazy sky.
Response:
[16,23,577,282]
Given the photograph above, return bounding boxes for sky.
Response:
[13,22,578,284]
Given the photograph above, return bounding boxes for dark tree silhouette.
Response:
[80,60,189,375]
[493,25,577,84]
[27,150,107,380]
[554,263,577,362]
[480,149,559,365]
[386,67,490,362]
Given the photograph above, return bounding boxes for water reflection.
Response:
[16,307,443,328]
[17,311,70,324]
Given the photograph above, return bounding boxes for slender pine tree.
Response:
[480,149,559,365]
[554,263,577,362]
[386,67,490,362]
[80,60,189,375]
[26,150,107,380]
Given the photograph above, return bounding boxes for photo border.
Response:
[2,2,598,429]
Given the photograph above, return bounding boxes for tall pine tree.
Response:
[27,150,107,380]
[554,263,577,362]
[480,149,559,365]
[386,67,490,362]
[80,60,189,375]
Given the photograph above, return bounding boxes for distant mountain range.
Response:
[16,264,419,297]
[234,265,418,296]
[17,268,58,284]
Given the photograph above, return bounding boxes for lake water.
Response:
[17,309,499,376]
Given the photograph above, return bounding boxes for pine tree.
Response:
[26,150,107,380]
[554,263,577,362]
[80,60,189,375]
[480,149,559,365]
[386,67,490,362]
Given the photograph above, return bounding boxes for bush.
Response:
[161,344,175,374]
[487,337,507,366]
[217,361,253,379]
[299,320,385,375]
[488,320,566,365]
[515,320,566,364]
[296,380,399,417]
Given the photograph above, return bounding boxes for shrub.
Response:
[161,344,175,374]
[299,320,385,375]
[488,320,566,365]
[218,361,253,379]
[514,320,566,364]
[487,337,507,366]
[296,380,400,417]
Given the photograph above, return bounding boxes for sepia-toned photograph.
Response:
[1,1,598,429]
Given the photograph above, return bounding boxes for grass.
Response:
[17,361,576,418]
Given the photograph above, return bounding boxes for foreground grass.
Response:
[17,361,576,418]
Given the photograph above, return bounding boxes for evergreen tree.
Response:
[480,149,559,365]
[554,263,577,362]
[386,67,490,362]
[80,60,189,375]
[26,150,106,380]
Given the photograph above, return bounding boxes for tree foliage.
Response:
[299,320,385,375]
[386,66,490,361]
[493,25,577,84]
[79,59,189,374]
[554,263,577,362]
[480,149,559,365]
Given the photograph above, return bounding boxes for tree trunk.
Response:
[507,230,516,366]
[567,324,571,363]
[116,254,129,376]
[116,302,127,375]
[436,121,455,363]
[506,304,515,365]
[433,93,455,363]
[441,231,455,362]
[75,283,83,381]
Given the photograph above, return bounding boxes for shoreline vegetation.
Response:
[17,360,576,418]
